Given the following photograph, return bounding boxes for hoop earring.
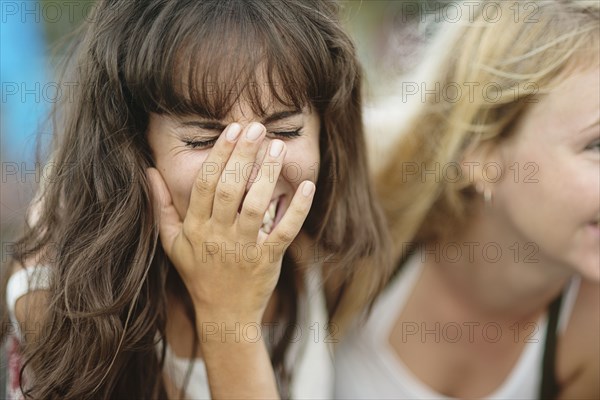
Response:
[475,182,493,208]
[483,187,493,207]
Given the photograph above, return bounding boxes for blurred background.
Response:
[0,0,449,393]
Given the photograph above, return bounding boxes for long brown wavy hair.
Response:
[0,0,391,398]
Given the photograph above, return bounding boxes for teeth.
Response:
[260,198,278,234]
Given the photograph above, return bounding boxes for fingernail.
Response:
[246,123,263,141]
[302,181,315,197]
[226,123,242,141]
[269,140,284,157]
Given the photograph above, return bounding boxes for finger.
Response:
[187,123,242,222]
[211,122,266,225]
[244,139,269,193]
[266,181,315,253]
[146,167,182,257]
[238,139,286,238]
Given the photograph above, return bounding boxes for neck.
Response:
[423,210,574,320]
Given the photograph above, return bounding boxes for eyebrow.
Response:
[178,109,303,131]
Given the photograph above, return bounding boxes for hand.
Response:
[147,122,315,325]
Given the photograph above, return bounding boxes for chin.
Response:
[578,263,600,283]
[570,252,600,282]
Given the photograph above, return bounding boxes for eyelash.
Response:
[183,129,302,149]
[585,139,600,152]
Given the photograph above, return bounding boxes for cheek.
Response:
[495,142,556,224]
[495,149,598,266]
[155,152,209,218]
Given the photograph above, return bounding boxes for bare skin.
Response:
[146,100,321,398]
[388,68,600,399]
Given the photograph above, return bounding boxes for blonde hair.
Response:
[377,0,599,261]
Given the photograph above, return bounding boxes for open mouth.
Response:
[260,195,284,234]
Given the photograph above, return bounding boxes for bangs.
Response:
[123,0,335,119]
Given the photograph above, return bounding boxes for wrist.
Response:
[196,316,266,345]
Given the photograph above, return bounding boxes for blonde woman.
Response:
[336,1,599,399]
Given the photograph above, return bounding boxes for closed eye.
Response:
[183,138,218,149]
[270,128,302,139]
[183,129,302,149]
[585,138,600,152]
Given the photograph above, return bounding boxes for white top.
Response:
[6,265,334,399]
[334,255,581,399]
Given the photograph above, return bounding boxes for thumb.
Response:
[146,167,182,256]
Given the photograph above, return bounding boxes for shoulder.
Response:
[558,278,599,399]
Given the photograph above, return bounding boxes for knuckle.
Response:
[194,176,213,196]
[238,145,258,161]
[292,203,308,219]
[214,147,230,159]
[215,186,237,204]
[182,219,202,241]
[242,202,264,220]
[276,227,296,244]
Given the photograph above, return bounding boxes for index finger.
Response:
[186,123,242,222]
